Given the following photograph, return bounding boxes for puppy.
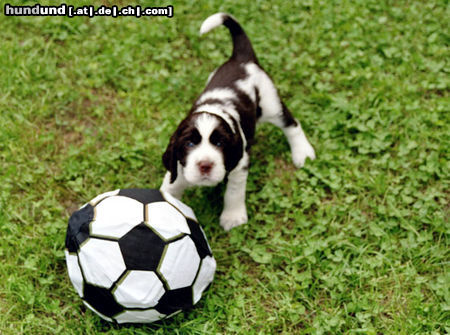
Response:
[160,13,315,231]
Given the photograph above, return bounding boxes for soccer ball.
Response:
[65,188,216,324]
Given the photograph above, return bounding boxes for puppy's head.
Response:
[163,112,243,186]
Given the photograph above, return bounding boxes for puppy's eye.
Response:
[214,141,222,147]
[186,141,195,148]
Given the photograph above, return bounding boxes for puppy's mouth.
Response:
[194,175,221,186]
[198,178,220,186]
[183,170,222,186]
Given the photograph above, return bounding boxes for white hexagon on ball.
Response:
[193,256,217,304]
[65,250,84,298]
[90,196,144,239]
[78,238,126,288]
[158,236,200,290]
[115,309,165,324]
[113,270,165,309]
[145,202,190,240]
[162,191,197,221]
[89,189,119,206]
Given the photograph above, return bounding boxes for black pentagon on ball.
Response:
[66,204,94,253]
[155,286,193,315]
[118,223,166,271]
[118,188,165,205]
[83,283,124,318]
[186,218,212,259]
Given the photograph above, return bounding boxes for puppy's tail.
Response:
[200,13,257,63]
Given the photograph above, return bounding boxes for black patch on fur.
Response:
[231,88,256,145]
[222,15,258,63]
[162,116,202,183]
[207,113,244,172]
[202,59,248,92]
[255,87,262,119]
[281,101,298,128]
[189,59,258,153]
[195,98,227,109]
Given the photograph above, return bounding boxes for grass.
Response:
[0,0,448,334]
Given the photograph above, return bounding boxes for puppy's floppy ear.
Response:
[162,135,178,183]
[223,118,244,172]
[224,132,244,171]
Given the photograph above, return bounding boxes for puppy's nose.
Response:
[198,160,214,175]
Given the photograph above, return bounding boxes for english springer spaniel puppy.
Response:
[161,13,315,231]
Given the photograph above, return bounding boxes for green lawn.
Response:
[0,0,448,334]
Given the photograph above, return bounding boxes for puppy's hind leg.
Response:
[275,102,316,168]
[256,74,315,167]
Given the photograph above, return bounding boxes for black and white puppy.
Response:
[161,13,315,231]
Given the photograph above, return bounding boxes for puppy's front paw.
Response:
[292,143,316,168]
[220,208,248,231]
